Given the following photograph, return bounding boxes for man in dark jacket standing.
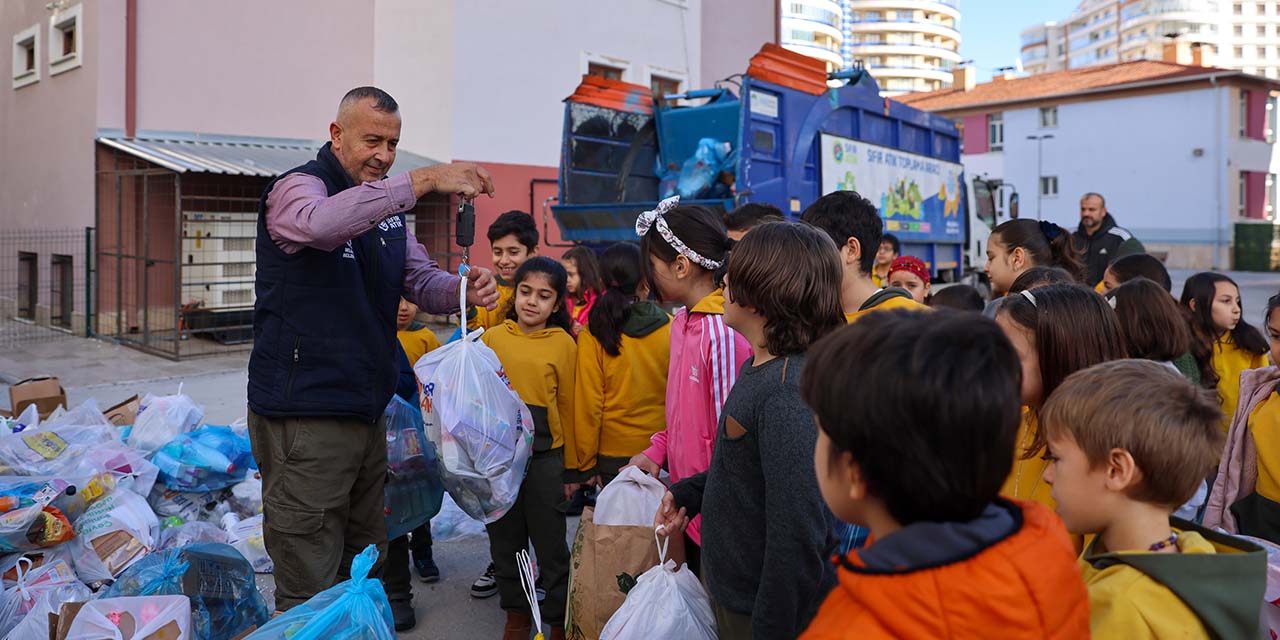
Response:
[1074,192,1145,285]
[247,86,499,623]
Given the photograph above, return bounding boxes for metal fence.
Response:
[0,228,93,350]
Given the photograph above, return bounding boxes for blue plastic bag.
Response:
[384,396,445,540]
[152,425,253,492]
[101,542,270,640]
[245,545,395,640]
[676,138,733,199]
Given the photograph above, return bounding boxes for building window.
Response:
[988,113,1004,151]
[1236,2,1244,14]
[1237,24,1245,36]
[588,63,623,81]
[1240,172,1248,216]
[648,70,684,106]
[1259,2,1267,13]
[1040,106,1059,128]
[17,252,36,321]
[1269,95,1278,143]
[50,254,72,329]
[1260,25,1268,37]
[48,3,82,76]
[1040,176,1059,197]
[11,24,39,89]
[1269,174,1278,219]
[1241,89,1251,137]
[1237,46,1245,58]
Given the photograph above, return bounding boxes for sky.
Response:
[957,0,1082,81]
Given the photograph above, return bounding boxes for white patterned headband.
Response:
[634,195,723,270]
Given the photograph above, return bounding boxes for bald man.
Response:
[1073,192,1144,285]
[247,86,498,623]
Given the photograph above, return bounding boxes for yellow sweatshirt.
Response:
[481,320,577,467]
[397,327,441,366]
[1001,409,1055,509]
[1214,333,1270,435]
[469,283,515,331]
[572,302,671,473]
[1080,533,1214,639]
[1251,393,1280,501]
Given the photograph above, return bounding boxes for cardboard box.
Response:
[51,600,85,640]
[104,394,141,426]
[9,376,66,420]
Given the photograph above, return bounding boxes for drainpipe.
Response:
[1213,75,1224,270]
[125,0,137,138]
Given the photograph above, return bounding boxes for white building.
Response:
[781,0,961,95]
[900,50,1280,270]
[1021,0,1280,79]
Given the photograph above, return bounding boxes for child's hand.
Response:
[572,321,585,335]
[586,475,603,489]
[623,453,661,476]
[563,482,581,502]
[654,491,689,536]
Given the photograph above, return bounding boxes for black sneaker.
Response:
[390,598,416,631]
[414,554,440,583]
[471,562,498,599]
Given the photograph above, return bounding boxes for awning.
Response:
[96,130,442,177]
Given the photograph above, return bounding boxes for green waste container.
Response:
[1234,222,1280,271]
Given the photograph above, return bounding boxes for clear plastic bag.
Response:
[2,560,92,639]
[227,475,262,518]
[430,493,486,542]
[147,485,232,525]
[384,396,444,540]
[413,279,534,524]
[65,594,192,639]
[0,498,74,555]
[101,542,270,640]
[127,388,204,454]
[0,423,114,476]
[600,530,718,640]
[0,472,115,525]
[152,425,252,492]
[40,398,112,431]
[69,489,160,588]
[0,558,91,639]
[244,544,394,640]
[157,521,228,551]
[0,543,75,587]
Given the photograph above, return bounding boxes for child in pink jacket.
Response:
[628,196,751,573]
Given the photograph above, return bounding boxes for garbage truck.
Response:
[546,43,1016,283]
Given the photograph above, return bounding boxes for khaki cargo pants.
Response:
[248,410,388,611]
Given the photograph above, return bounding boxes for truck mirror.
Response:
[1009,193,1020,220]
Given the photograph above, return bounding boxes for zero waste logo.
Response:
[832,143,843,163]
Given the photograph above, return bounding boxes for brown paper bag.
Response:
[565,506,662,640]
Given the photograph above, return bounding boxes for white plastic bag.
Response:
[47,443,159,499]
[65,594,192,639]
[600,529,718,640]
[69,489,160,587]
[413,278,534,524]
[127,387,203,454]
[0,558,92,639]
[4,405,40,434]
[228,474,263,517]
[225,514,272,573]
[147,485,230,524]
[593,467,667,527]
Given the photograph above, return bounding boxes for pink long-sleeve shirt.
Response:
[263,171,462,315]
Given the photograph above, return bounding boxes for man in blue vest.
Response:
[247,86,499,622]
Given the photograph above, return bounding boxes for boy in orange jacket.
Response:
[798,309,1090,639]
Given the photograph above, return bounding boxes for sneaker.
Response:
[471,563,498,599]
[414,555,440,583]
[390,598,416,631]
[536,575,546,602]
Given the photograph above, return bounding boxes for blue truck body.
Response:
[552,60,970,278]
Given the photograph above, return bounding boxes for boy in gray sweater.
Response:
[658,221,847,639]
